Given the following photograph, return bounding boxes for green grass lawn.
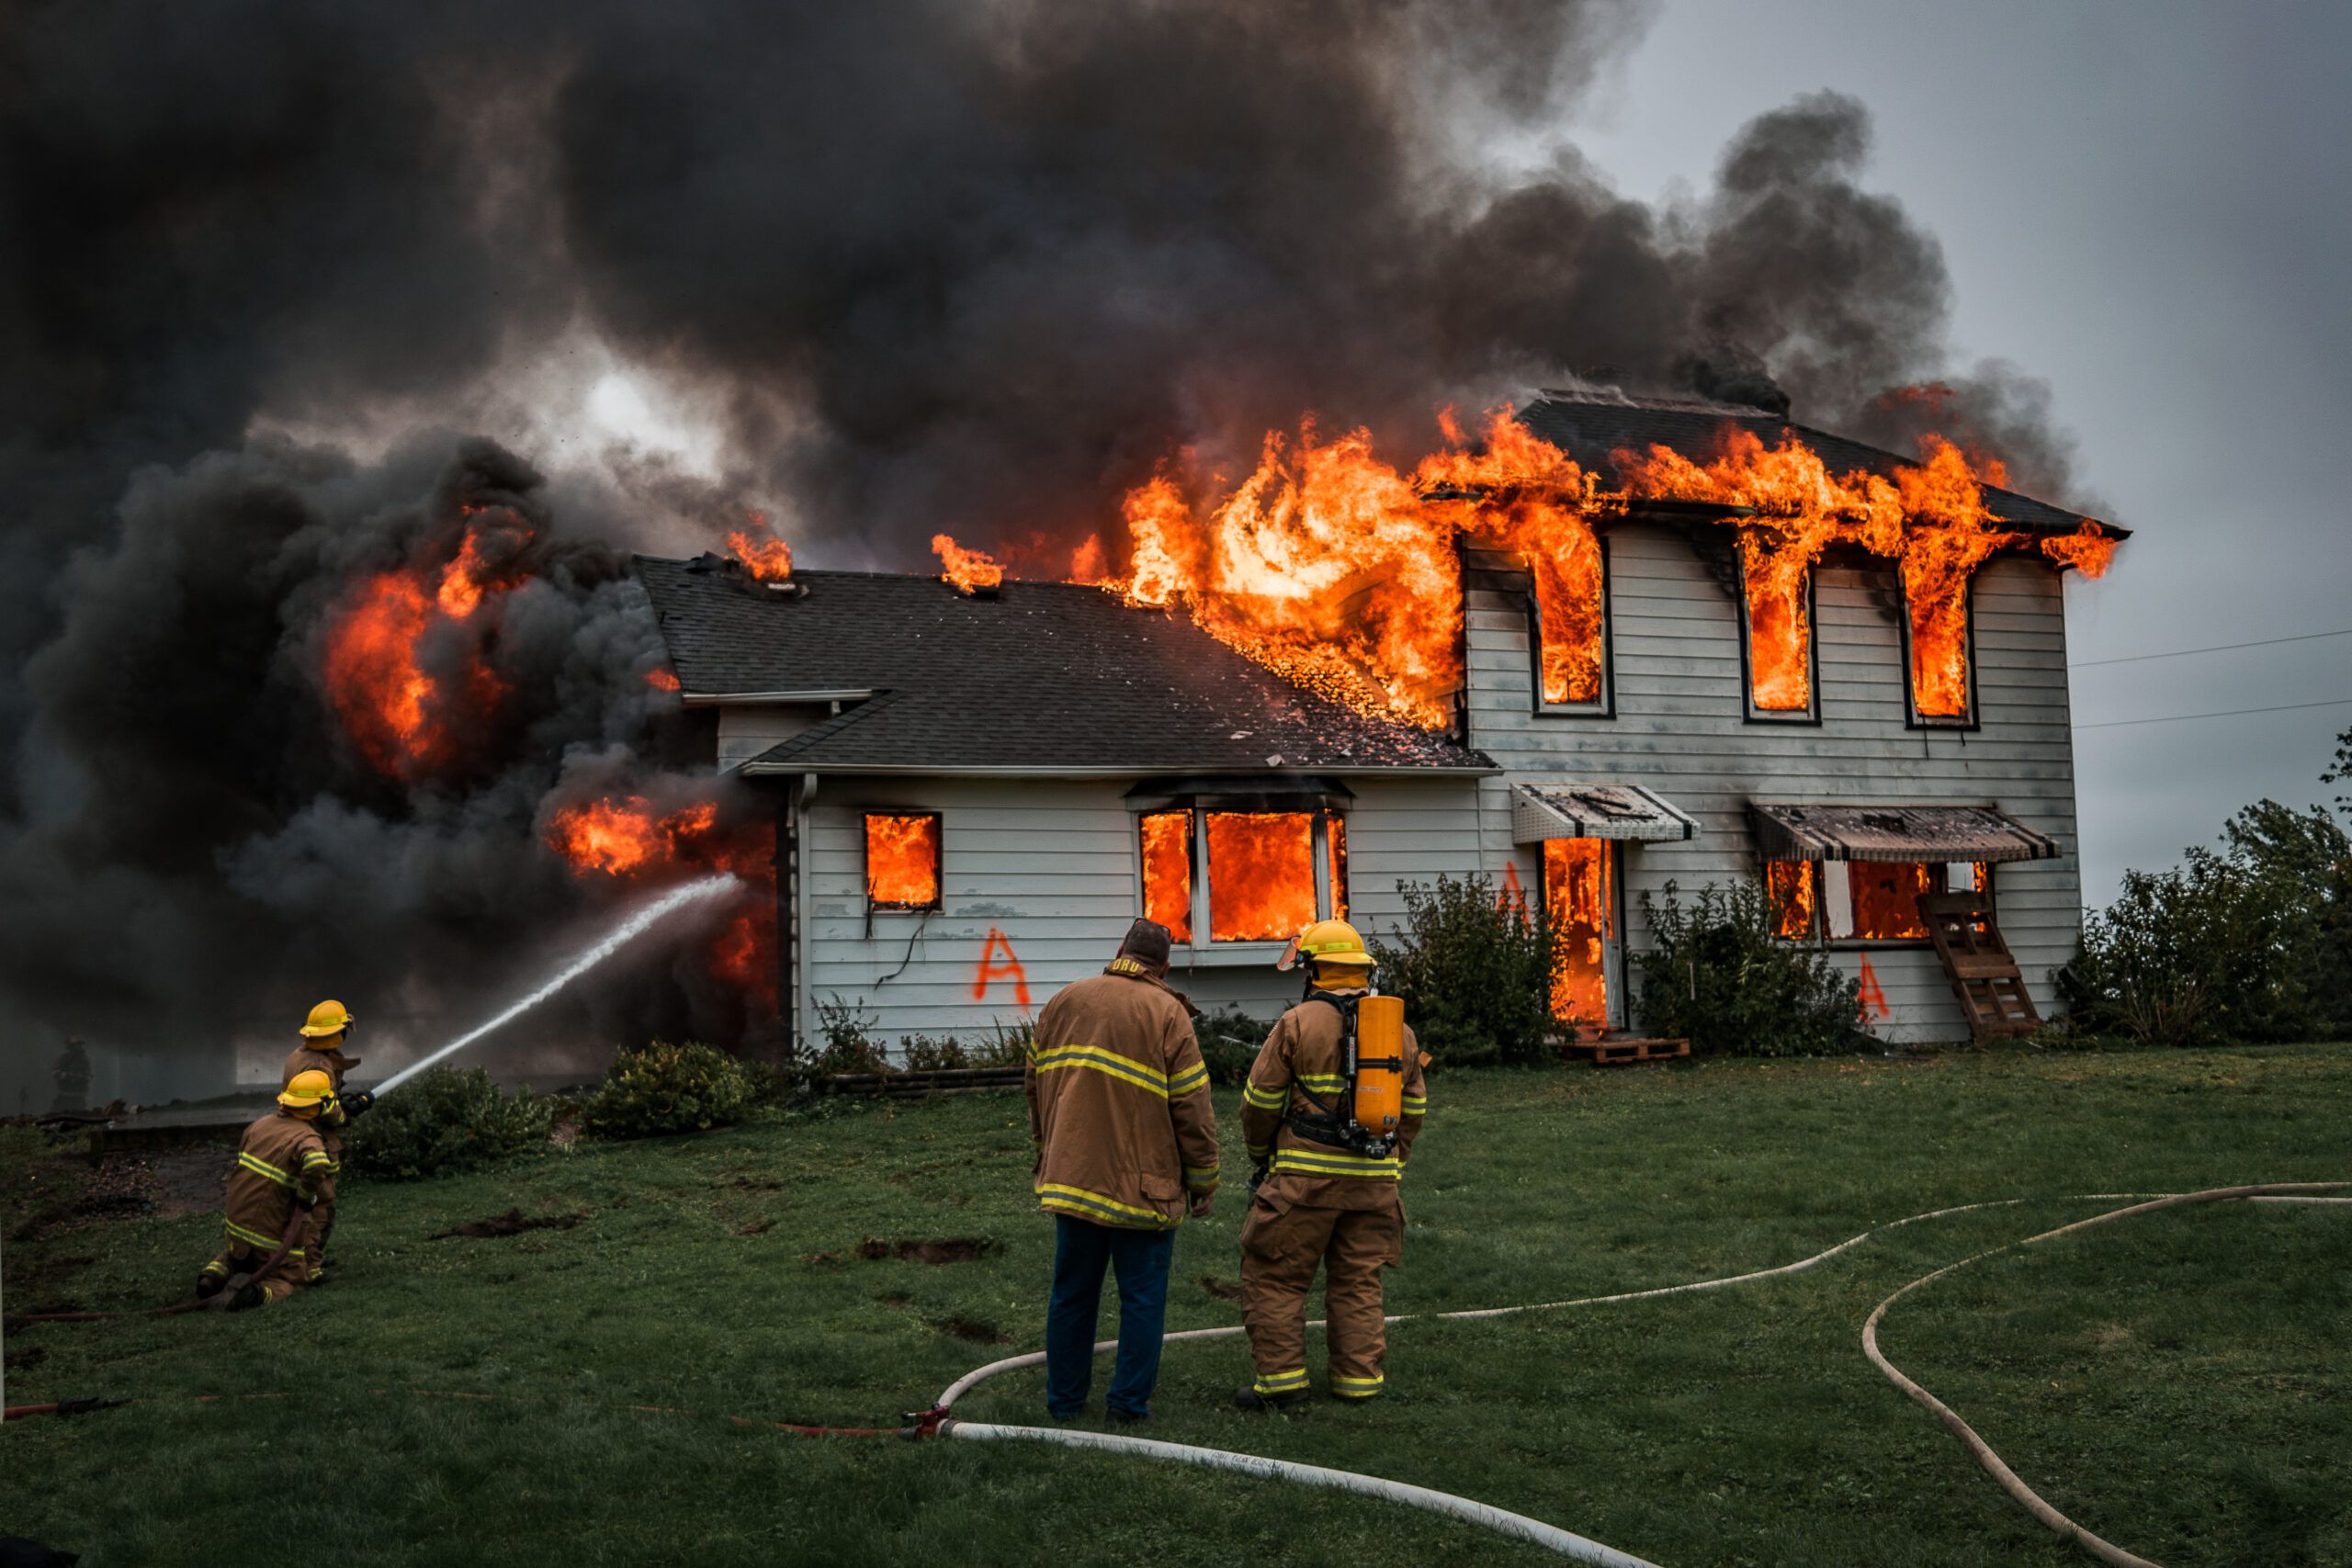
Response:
[5,1044,2347,1567]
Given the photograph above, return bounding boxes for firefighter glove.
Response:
[341,1089,375,1119]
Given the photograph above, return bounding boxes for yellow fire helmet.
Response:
[278,1068,337,1117]
[1278,919,1375,972]
[299,999,354,1038]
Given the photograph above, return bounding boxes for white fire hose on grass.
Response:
[930,1182,2347,1567]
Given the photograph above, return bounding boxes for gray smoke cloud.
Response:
[0,1,2092,1093]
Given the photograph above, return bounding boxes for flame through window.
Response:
[1766,859,1990,941]
[1741,536,1815,715]
[865,813,942,908]
[1137,808,1346,944]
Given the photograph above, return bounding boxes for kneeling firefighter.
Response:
[1235,919,1428,1410]
[196,1070,343,1310]
[282,999,373,1283]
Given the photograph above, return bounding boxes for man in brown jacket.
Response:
[1236,919,1427,1409]
[195,1069,341,1310]
[1025,919,1220,1422]
[282,999,374,1284]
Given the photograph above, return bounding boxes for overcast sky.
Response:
[1558,0,2352,903]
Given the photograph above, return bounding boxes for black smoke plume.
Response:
[0,2,2093,1091]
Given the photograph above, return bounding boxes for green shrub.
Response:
[1194,1006,1272,1085]
[2060,798,2350,1046]
[343,1066,555,1179]
[581,1040,755,1140]
[1634,879,1869,1057]
[1368,873,1555,1067]
[811,997,891,1076]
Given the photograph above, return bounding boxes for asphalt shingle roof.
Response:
[1517,392,2116,535]
[633,556,1497,775]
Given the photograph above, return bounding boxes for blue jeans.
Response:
[1046,1215,1175,1417]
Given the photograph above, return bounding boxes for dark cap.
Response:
[1119,919,1173,967]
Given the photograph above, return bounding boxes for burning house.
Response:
[637,390,2121,1052]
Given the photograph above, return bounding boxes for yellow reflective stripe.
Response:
[1242,1081,1287,1111]
[1033,1046,1170,1098]
[1253,1368,1309,1393]
[1169,1063,1210,1095]
[1182,1165,1219,1190]
[300,1151,334,1168]
[1271,1148,1401,1179]
[224,1219,284,1251]
[237,1152,292,1187]
[1295,1074,1346,1093]
[1400,1094,1427,1108]
[1036,1183,1170,1228]
[200,1259,231,1278]
[1245,1144,1271,1160]
[1329,1371,1385,1390]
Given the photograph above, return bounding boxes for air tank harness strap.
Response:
[1281,991,1392,1158]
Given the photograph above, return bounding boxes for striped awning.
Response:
[1511,784,1700,844]
[1748,802,2060,864]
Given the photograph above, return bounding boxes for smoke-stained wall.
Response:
[0,1,2095,1096]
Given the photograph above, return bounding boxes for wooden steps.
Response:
[1918,892,2042,1040]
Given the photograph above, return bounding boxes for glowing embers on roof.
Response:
[865,813,943,908]
[1204,811,1318,943]
[1543,839,1613,1027]
[933,533,1005,595]
[728,513,794,581]
[1138,810,1194,943]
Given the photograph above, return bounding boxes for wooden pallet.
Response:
[1558,1035,1690,1066]
[1918,891,2041,1040]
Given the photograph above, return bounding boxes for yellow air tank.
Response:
[1352,995,1407,1135]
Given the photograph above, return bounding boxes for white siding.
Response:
[716,704,829,772]
[797,773,1476,1055]
[1464,526,2084,1045]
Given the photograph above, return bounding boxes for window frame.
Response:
[1135,805,1350,950]
[862,809,944,913]
[1897,571,1982,731]
[1525,534,1615,720]
[1764,857,1996,947]
[1736,548,1823,726]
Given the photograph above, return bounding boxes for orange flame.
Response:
[728,515,795,582]
[1204,811,1317,942]
[1139,811,1194,942]
[2041,521,2117,579]
[1069,533,1111,586]
[324,528,515,781]
[545,796,720,877]
[933,533,1005,593]
[1543,839,1611,1025]
[1766,860,1817,939]
[1849,862,1939,941]
[865,813,942,906]
[644,667,683,692]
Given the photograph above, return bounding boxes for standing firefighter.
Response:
[1024,919,1220,1423]
[195,1070,340,1309]
[1236,919,1428,1410]
[282,999,373,1284]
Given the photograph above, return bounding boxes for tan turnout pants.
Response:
[1238,1188,1403,1400]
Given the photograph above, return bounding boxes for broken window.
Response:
[1900,568,1976,725]
[1138,810,1194,943]
[864,812,942,909]
[1740,540,1818,720]
[1137,807,1347,944]
[1766,859,1991,942]
[1530,535,1611,714]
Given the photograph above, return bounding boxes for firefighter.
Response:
[195,1069,341,1310]
[1235,919,1428,1410]
[1025,919,1220,1423]
[282,999,373,1284]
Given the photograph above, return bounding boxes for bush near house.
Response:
[1634,879,1870,1057]
[1370,873,1556,1067]
[343,1066,556,1179]
[2062,795,2352,1047]
[581,1040,756,1140]
[1193,1005,1272,1084]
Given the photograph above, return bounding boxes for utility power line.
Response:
[2073,696,2352,731]
[2070,626,2352,668]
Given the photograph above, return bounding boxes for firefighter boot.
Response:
[1231,1385,1311,1412]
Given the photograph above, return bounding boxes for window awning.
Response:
[1748,802,2060,864]
[1511,784,1699,844]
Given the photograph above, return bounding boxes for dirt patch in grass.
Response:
[856,1235,991,1265]
[932,1314,1013,1345]
[428,1208,588,1241]
[733,1218,774,1236]
[874,1292,912,1308]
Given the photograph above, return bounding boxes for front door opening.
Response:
[1543,838,1618,1032]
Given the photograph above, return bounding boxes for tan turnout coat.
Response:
[1025,958,1221,1230]
[1240,992,1428,1209]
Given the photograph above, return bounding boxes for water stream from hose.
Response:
[374,874,739,1097]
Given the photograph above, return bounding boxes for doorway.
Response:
[1542,838,1622,1032]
